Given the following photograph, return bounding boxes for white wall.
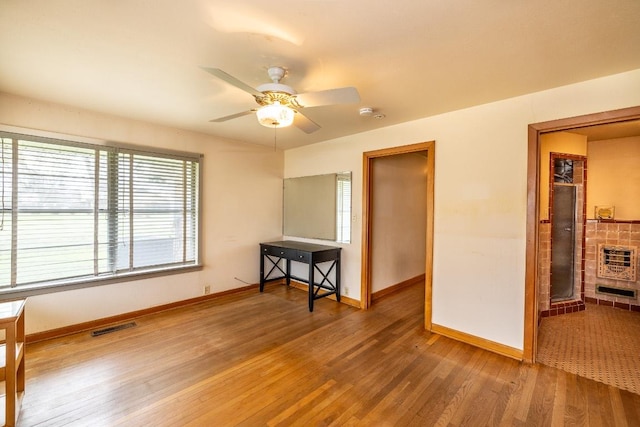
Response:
[285,69,640,350]
[0,93,284,334]
[587,136,640,220]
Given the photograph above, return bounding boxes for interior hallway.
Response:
[537,303,640,395]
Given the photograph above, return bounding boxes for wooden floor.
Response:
[20,282,640,426]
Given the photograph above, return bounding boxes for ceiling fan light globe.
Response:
[257,103,295,128]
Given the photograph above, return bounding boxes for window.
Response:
[336,172,351,243]
[0,131,201,294]
[553,158,573,183]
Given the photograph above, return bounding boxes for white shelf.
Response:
[0,299,26,427]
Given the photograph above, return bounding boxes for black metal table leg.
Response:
[259,252,265,292]
[308,256,315,312]
[336,251,341,302]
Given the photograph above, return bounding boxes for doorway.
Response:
[524,105,640,363]
[361,141,435,330]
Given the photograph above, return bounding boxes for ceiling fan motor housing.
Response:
[255,91,301,109]
[254,66,299,108]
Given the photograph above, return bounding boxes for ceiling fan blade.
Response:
[294,111,321,134]
[202,67,263,97]
[295,87,360,108]
[209,110,255,122]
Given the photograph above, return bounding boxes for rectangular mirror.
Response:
[283,172,351,243]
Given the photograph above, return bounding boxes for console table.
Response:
[259,241,341,312]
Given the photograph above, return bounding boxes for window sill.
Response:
[0,264,204,301]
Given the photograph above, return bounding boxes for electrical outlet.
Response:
[203,285,211,295]
[344,287,349,295]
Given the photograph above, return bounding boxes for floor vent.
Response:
[91,322,137,337]
[596,285,637,299]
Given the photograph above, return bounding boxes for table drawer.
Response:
[294,250,310,263]
[262,245,294,258]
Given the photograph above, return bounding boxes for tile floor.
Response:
[537,302,640,394]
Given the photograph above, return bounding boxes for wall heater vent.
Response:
[91,322,137,337]
[596,285,637,299]
[597,244,637,282]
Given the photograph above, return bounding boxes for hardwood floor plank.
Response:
[524,357,556,425]
[353,356,425,424]
[496,361,536,426]
[367,342,459,425]
[266,379,337,426]
[609,387,630,427]
[397,351,464,425]
[272,381,353,427]
[586,380,614,426]
[448,352,506,426]
[619,389,640,424]
[417,346,485,424]
[565,372,589,425]
[513,363,539,423]
[550,369,567,426]
[433,349,492,426]
[326,401,363,427]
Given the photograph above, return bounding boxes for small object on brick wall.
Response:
[595,205,615,220]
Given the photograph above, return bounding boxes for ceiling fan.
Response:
[202,66,360,133]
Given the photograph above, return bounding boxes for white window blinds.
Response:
[0,132,200,290]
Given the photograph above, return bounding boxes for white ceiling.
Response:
[1,0,639,149]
